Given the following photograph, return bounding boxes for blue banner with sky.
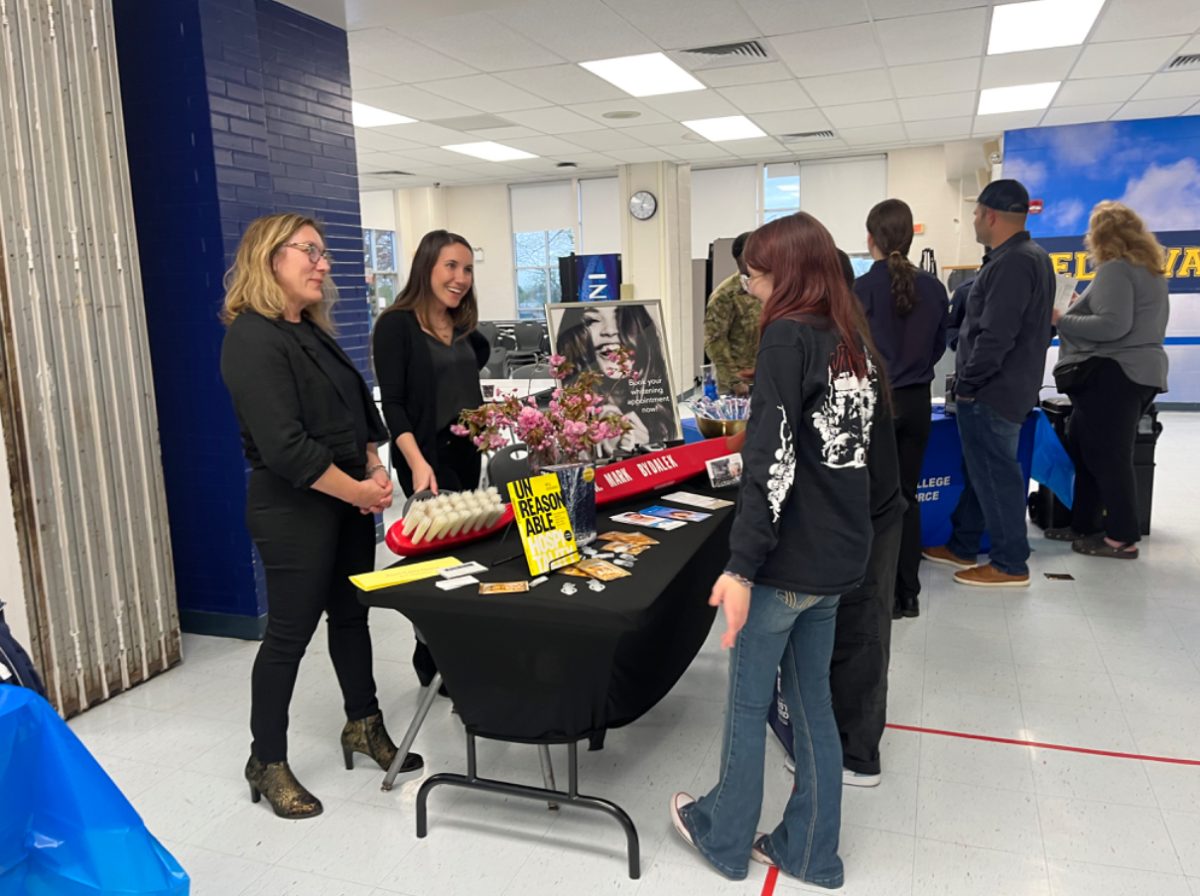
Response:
[1003,116,1200,293]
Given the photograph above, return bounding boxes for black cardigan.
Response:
[372,308,489,493]
[220,312,388,488]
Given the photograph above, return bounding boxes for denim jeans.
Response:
[947,398,1029,575]
[680,586,844,887]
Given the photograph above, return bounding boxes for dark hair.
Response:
[387,230,479,334]
[731,232,751,261]
[744,212,872,379]
[865,199,918,318]
[836,249,855,288]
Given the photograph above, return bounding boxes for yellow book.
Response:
[349,556,463,592]
[508,473,581,577]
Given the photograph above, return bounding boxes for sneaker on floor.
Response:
[953,564,1030,588]
[843,768,881,787]
[750,833,776,867]
[783,755,795,774]
[669,792,696,848]
[921,545,976,569]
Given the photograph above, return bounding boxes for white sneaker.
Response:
[784,756,795,774]
[669,792,696,848]
[750,833,775,867]
[843,768,881,787]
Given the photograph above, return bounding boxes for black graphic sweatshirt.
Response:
[726,317,878,595]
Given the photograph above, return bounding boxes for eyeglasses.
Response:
[739,272,763,291]
[281,242,332,264]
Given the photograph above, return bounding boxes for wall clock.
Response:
[629,190,657,221]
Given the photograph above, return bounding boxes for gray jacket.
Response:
[1054,259,1169,391]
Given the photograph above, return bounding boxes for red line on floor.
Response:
[760,865,779,896]
[885,722,1200,766]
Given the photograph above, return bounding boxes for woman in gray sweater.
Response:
[1050,201,1169,559]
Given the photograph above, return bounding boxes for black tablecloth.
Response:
[361,476,735,744]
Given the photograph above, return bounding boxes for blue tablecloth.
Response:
[0,686,188,895]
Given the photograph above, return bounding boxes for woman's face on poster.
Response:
[581,306,624,378]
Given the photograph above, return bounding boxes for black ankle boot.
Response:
[244,756,323,819]
[341,711,424,774]
[900,594,920,618]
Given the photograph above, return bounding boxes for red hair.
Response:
[744,212,872,378]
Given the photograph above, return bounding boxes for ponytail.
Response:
[867,200,919,318]
[886,250,918,317]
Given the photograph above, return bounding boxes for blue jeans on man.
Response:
[947,398,1030,575]
[679,586,844,887]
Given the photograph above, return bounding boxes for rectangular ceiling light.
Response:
[351,102,415,128]
[987,0,1104,55]
[977,81,1061,115]
[443,141,537,162]
[579,52,705,98]
[682,115,766,142]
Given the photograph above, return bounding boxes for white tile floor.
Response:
[68,413,1200,895]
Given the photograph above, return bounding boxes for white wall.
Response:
[579,177,620,254]
[359,190,397,231]
[887,145,972,271]
[799,157,887,254]
[691,165,758,260]
[444,184,516,321]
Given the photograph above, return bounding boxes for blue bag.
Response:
[0,602,45,697]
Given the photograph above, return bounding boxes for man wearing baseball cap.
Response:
[923,179,1055,587]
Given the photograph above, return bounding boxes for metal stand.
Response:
[417,732,641,879]
[381,672,442,791]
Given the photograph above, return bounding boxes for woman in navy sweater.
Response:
[669,212,879,888]
[854,199,948,619]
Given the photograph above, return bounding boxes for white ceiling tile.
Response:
[348,29,476,82]
[980,47,1080,90]
[402,147,488,166]
[600,0,761,49]
[1133,70,1200,99]
[603,147,680,163]
[890,58,981,97]
[500,0,658,62]
[838,123,909,145]
[507,152,616,172]
[866,0,988,19]
[898,91,977,120]
[352,128,425,153]
[1040,103,1122,126]
[461,125,541,139]
[405,13,566,73]
[419,75,553,112]
[495,66,627,105]
[640,91,741,120]
[875,8,988,67]
[770,24,883,77]
[787,138,851,156]
[503,135,596,156]
[1090,0,1200,42]
[902,116,973,139]
[750,108,834,134]
[619,123,699,145]
[658,142,737,160]
[354,85,479,121]
[502,106,606,134]
[562,130,648,151]
[972,110,1044,136]
[724,136,787,156]
[1112,96,1200,119]
[1054,76,1149,106]
[1072,37,1189,79]
[801,69,894,105]
[349,66,395,90]
[823,100,901,129]
[569,100,673,128]
[735,0,870,35]
[1182,35,1200,55]
[698,62,795,87]
[375,121,476,144]
[716,81,815,113]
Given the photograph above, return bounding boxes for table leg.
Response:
[382,672,442,792]
[537,744,559,810]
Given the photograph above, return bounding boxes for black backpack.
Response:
[0,601,45,696]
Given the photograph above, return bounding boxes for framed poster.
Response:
[546,300,682,451]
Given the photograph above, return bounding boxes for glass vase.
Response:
[543,461,597,547]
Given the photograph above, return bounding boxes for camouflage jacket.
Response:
[704,272,763,392]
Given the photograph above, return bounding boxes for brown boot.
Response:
[244,755,323,819]
[921,545,977,569]
[341,711,424,774]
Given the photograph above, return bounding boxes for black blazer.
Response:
[372,308,488,493]
[221,311,388,488]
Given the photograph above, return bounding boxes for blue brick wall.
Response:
[112,0,370,636]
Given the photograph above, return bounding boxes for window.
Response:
[513,228,574,320]
[362,228,398,321]
[762,163,800,223]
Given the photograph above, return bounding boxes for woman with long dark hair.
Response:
[854,199,947,618]
[669,213,880,888]
[373,230,489,686]
[1050,201,1169,558]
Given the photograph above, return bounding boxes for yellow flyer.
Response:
[507,473,580,576]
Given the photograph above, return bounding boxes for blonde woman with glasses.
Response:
[220,213,422,819]
[1049,201,1170,559]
